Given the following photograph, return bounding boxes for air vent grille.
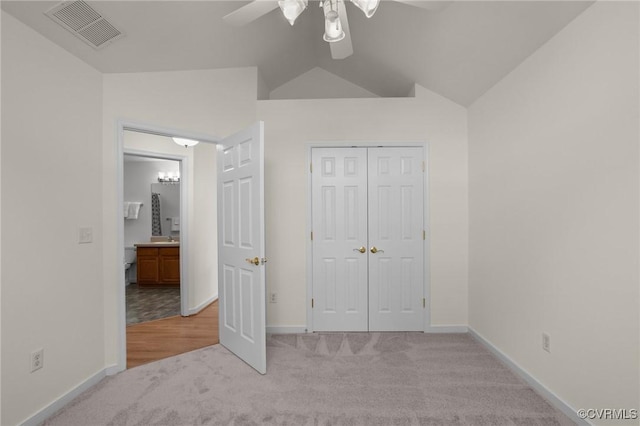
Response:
[52,1,100,31]
[78,19,121,47]
[45,1,124,49]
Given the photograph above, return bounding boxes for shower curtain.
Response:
[151,192,162,236]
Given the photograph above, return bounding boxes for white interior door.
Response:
[217,121,266,374]
[310,146,425,332]
[368,147,424,331]
[312,148,369,331]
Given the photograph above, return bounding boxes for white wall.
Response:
[123,157,180,246]
[103,68,257,367]
[0,8,4,424]
[0,9,4,425]
[270,67,379,100]
[1,11,104,426]
[257,85,468,328]
[468,2,639,421]
[192,139,218,308]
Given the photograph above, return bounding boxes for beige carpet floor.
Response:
[45,333,575,425]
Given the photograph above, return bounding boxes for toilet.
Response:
[124,247,136,285]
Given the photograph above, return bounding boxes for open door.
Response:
[217,122,266,374]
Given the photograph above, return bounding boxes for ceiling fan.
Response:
[223,0,450,60]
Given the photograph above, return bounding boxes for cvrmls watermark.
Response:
[577,408,638,420]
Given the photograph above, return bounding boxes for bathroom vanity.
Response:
[135,243,180,286]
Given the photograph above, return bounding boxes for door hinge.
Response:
[311,231,314,241]
[310,162,313,173]
[423,298,426,308]
[422,161,425,172]
[423,230,426,240]
[311,298,314,308]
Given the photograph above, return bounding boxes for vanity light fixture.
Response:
[172,137,199,148]
[158,171,180,184]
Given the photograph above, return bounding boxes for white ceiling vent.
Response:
[45,1,124,49]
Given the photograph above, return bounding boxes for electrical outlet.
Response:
[78,227,93,244]
[269,292,277,303]
[31,348,44,372]
[542,333,550,353]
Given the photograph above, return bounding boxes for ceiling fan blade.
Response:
[223,1,280,26]
[392,0,452,13]
[330,1,353,60]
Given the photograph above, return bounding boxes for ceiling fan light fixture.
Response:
[323,0,345,42]
[278,0,308,25]
[172,137,199,148]
[350,0,380,18]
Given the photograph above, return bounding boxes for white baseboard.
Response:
[425,325,468,333]
[468,328,590,426]
[267,326,469,334]
[187,295,218,316]
[20,368,108,426]
[266,326,308,334]
[105,364,122,376]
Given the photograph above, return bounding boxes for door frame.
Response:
[305,141,431,333]
[122,149,187,309]
[115,119,219,371]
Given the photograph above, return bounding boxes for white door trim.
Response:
[115,119,219,372]
[305,141,430,333]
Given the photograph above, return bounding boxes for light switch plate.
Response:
[78,227,93,244]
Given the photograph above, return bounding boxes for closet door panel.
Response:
[312,148,368,331]
[368,148,424,331]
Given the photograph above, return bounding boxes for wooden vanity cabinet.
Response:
[137,248,159,284]
[158,247,180,284]
[137,246,180,286]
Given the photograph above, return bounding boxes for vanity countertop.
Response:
[135,242,180,248]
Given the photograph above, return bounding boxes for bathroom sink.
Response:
[134,241,180,247]
[149,236,180,243]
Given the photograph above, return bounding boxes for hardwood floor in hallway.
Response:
[127,301,219,369]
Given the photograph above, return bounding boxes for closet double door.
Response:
[311,147,425,332]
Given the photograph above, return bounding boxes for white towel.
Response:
[123,202,131,219]
[127,202,143,220]
[171,217,180,232]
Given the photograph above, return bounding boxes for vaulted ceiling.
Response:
[2,1,593,105]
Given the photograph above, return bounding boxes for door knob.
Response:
[370,246,384,254]
[353,246,366,253]
[245,257,260,266]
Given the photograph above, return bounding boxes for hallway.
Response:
[126,301,218,368]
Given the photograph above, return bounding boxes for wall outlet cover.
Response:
[31,348,44,372]
[542,333,550,353]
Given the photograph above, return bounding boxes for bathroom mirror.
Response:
[150,183,180,237]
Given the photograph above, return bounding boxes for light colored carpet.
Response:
[45,333,575,425]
